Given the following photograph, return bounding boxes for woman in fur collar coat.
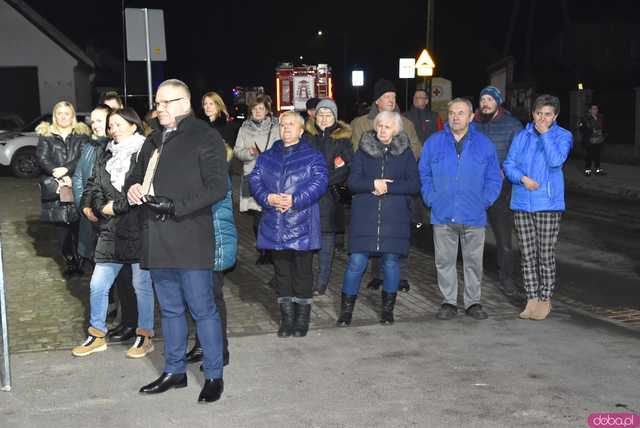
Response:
[304,99,353,296]
[337,111,420,327]
[36,100,91,276]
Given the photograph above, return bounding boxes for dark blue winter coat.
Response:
[348,131,420,256]
[212,176,237,271]
[503,122,573,212]
[473,109,523,165]
[248,139,328,251]
[419,123,502,227]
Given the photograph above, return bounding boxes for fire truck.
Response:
[275,63,333,112]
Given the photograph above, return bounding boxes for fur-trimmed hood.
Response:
[304,119,352,140]
[359,130,410,158]
[35,121,91,138]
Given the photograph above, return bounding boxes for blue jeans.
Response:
[315,232,336,292]
[89,263,154,334]
[150,269,223,379]
[342,252,401,296]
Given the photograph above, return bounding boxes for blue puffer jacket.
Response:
[473,109,523,165]
[348,131,420,256]
[503,122,573,212]
[212,176,237,271]
[419,123,503,227]
[248,139,328,251]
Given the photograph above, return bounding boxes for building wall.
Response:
[0,0,82,116]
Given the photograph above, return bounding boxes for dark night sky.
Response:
[24,0,640,116]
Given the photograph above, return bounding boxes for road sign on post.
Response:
[416,48,435,77]
[125,8,167,110]
[399,58,416,111]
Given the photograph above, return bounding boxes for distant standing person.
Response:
[102,91,124,110]
[578,103,606,176]
[473,86,524,302]
[405,87,444,144]
[419,98,502,321]
[305,99,353,296]
[503,94,572,321]
[248,111,328,338]
[233,95,280,265]
[202,91,240,148]
[36,101,91,276]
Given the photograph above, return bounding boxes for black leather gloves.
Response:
[144,195,175,221]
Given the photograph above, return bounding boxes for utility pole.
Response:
[425,0,435,107]
[426,0,435,51]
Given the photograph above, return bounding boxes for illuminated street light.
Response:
[317,30,323,36]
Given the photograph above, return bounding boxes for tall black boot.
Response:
[336,293,357,327]
[380,290,397,325]
[277,298,295,338]
[292,300,312,338]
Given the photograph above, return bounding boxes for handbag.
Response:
[39,176,60,201]
[59,185,74,203]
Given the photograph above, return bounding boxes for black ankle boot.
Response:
[292,301,311,337]
[277,299,295,338]
[186,336,203,363]
[380,290,397,325]
[336,293,357,327]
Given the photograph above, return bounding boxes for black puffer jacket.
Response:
[90,143,143,263]
[305,120,353,233]
[35,121,91,222]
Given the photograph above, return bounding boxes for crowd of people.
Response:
[34,77,574,403]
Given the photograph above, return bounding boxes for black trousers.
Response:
[584,143,603,170]
[272,250,313,299]
[54,221,79,261]
[250,209,262,239]
[487,181,515,288]
[212,271,228,355]
[115,264,138,328]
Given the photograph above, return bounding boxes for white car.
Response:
[0,113,90,178]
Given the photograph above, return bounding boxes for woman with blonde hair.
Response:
[234,95,280,264]
[36,100,91,276]
[202,91,239,147]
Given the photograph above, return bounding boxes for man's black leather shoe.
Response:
[139,372,187,394]
[198,378,224,403]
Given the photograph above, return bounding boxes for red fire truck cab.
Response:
[275,63,333,112]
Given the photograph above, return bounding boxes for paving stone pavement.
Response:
[0,176,525,354]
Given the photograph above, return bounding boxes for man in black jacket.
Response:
[127,79,228,403]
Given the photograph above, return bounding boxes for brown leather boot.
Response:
[519,299,539,319]
[530,299,551,320]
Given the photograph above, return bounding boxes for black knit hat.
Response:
[306,97,321,110]
[372,79,397,101]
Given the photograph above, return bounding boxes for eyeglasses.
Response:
[153,97,184,109]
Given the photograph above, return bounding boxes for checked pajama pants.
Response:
[513,211,562,301]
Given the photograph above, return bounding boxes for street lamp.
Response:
[317,30,323,37]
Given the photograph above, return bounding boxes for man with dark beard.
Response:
[473,86,523,303]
